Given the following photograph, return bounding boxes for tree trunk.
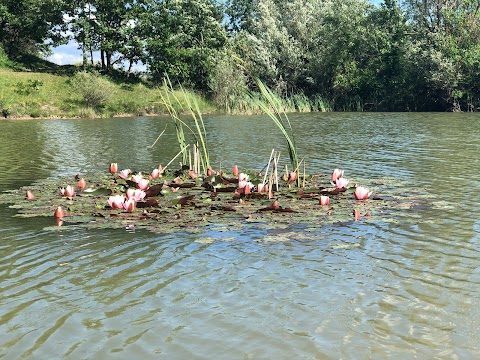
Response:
[101,49,105,69]
[82,43,88,70]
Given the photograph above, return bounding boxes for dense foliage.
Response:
[1,0,480,111]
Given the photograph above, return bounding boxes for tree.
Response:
[403,0,480,110]
[359,0,412,110]
[225,0,257,33]
[305,0,375,108]
[65,0,144,71]
[141,0,227,90]
[0,0,66,57]
[235,0,319,94]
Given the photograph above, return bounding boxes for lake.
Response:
[1,113,480,359]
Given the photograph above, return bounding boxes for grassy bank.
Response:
[0,62,215,119]
[0,54,333,119]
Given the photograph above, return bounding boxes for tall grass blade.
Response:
[160,78,188,164]
[251,78,299,180]
[158,77,210,174]
[178,84,210,174]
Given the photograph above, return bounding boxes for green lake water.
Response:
[1,112,480,359]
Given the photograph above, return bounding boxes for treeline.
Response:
[1,0,480,112]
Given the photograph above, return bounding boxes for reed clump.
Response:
[157,78,211,175]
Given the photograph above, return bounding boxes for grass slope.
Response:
[0,57,215,119]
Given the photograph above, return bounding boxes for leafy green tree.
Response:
[65,0,143,71]
[66,1,95,68]
[304,0,374,108]
[92,0,139,69]
[0,0,66,57]
[141,0,227,90]
[403,0,480,110]
[359,0,412,110]
[225,0,256,33]
[236,0,319,94]
[208,48,249,111]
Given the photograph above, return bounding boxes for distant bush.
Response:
[208,52,248,112]
[29,108,44,118]
[69,71,113,108]
[15,79,43,95]
[0,99,11,118]
[78,107,97,118]
[0,46,13,68]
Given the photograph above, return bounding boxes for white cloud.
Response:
[48,52,83,65]
[47,43,85,65]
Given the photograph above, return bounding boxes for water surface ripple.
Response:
[1,113,480,359]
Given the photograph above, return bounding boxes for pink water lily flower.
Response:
[123,198,136,212]
[26,190,35,200]
[354,209,361,221]
[110,163,118,174]
[137,178,150,190]
[335,177,349,189]
[257,183,266,193]
[108,195,125,209]
[331,168,344,182]
[238,180,254,189]
[131,173,143,183]
[319,195,330,206]
[233,165,239,176]
[288,171,298,183]
[151,168,160,179]
[119,169,131,179]
[78,178,86,189]
[60,185,75,197]
[354,186,372,200]
[54,206,65,219]
[238,181,254,194]
[238,173,249,182]
[126,188,146,201]
[188,169,198,179]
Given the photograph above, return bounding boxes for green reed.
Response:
[159,78,210,174]
[251,78,299,181]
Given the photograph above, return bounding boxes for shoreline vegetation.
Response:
[0,60,215,120]
[0,56,332,121]
[0,65,329,121]
[2,1,480,114]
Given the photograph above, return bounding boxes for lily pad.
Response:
[0,167,435,238]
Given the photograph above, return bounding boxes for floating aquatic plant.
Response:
[0,165,432,238]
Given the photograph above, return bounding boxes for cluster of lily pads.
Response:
[48,163,373,221]
[0,160,430,235]
[0,159,394,230]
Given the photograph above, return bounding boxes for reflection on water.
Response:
[1,113,480,358]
